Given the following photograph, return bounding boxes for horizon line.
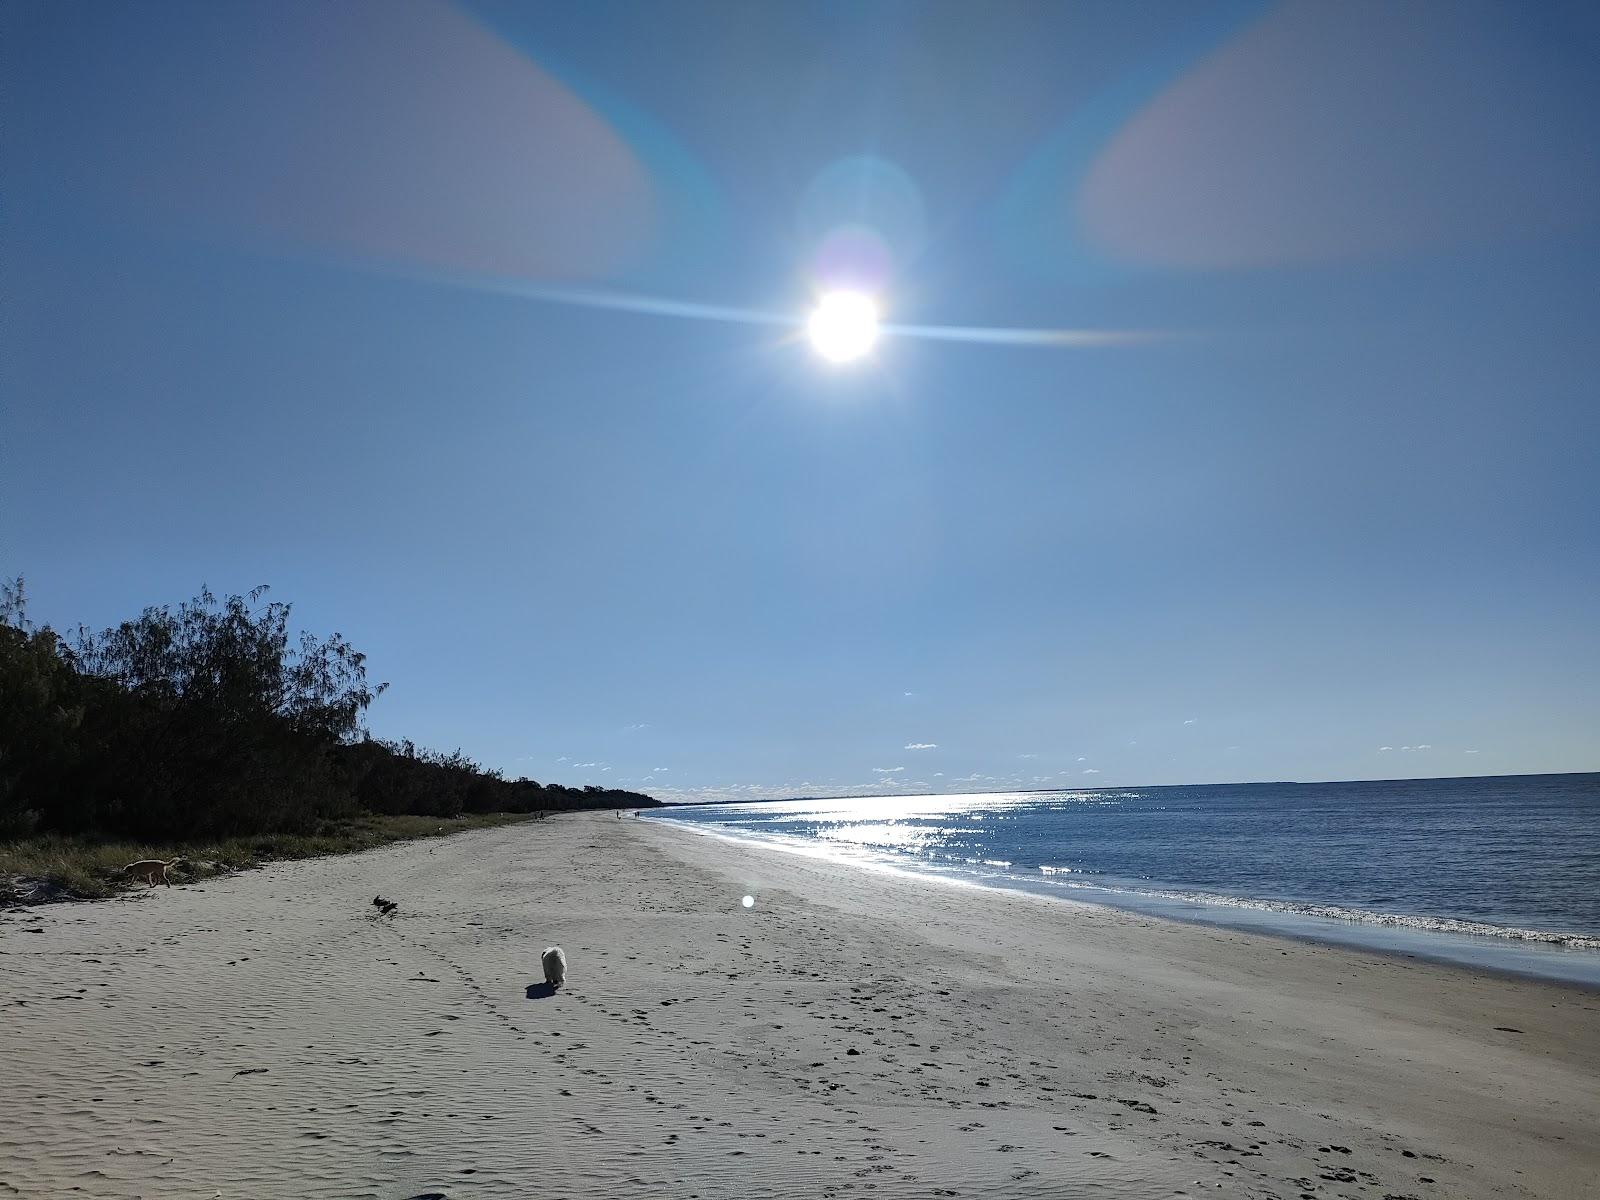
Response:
[652,767,1600,806]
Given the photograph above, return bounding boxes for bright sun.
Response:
[807,290,880,363]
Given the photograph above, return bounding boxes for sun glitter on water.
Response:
[807,291,880,363]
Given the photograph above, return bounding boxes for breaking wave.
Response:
[1034,871,1600,949]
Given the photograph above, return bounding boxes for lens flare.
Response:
[386,265,1165,353]
[807,291,880,363]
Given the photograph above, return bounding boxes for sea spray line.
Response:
[1034,872,1600,949]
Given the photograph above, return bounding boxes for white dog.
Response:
[541,946,567,988]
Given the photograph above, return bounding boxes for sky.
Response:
[3,0,1598,801]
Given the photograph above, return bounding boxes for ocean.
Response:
[646,773,1600,986]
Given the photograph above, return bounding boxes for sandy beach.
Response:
[2,813,1596,1200]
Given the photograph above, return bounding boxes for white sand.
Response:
[2,813,1595,1199]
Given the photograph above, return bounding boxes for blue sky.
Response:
[4,1,1598,800]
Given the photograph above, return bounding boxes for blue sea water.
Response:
[646,773,1600,986]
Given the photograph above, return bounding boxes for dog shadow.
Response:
[525,982,559,1000]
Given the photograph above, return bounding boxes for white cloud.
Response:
[1398,744,1434,752]
[904,742,938,750]
[1083,768,1101,775]
[1019,753,1038,759]
[1183,718,1197,725]
[1076,756,1087,762]
[623,723,651,732]
[1379,746,1393,752]
[557,755,568,762]
[652,766,670,771]
[932,772,944,777]
[903,691,915,697]
[600,766,612,772]
[1465,749,1479,754]
[873,766,905,774]
[574,761,599,768]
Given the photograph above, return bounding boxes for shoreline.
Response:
[643,812,1600,989]
[3,812,1595,1198]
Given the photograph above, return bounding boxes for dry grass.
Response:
[0,812,540,903]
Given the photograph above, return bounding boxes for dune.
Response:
[1,813,1594,1198]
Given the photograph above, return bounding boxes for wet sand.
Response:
[2,812,1595,1198]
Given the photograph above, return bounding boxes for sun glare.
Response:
[807,291,880,363]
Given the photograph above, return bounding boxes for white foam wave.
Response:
[1044,878,1600,949]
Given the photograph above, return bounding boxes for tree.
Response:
[57,587,385,836]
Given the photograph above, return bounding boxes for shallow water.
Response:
[647,773,1600,986]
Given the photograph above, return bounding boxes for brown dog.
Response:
[123,859,179,887]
